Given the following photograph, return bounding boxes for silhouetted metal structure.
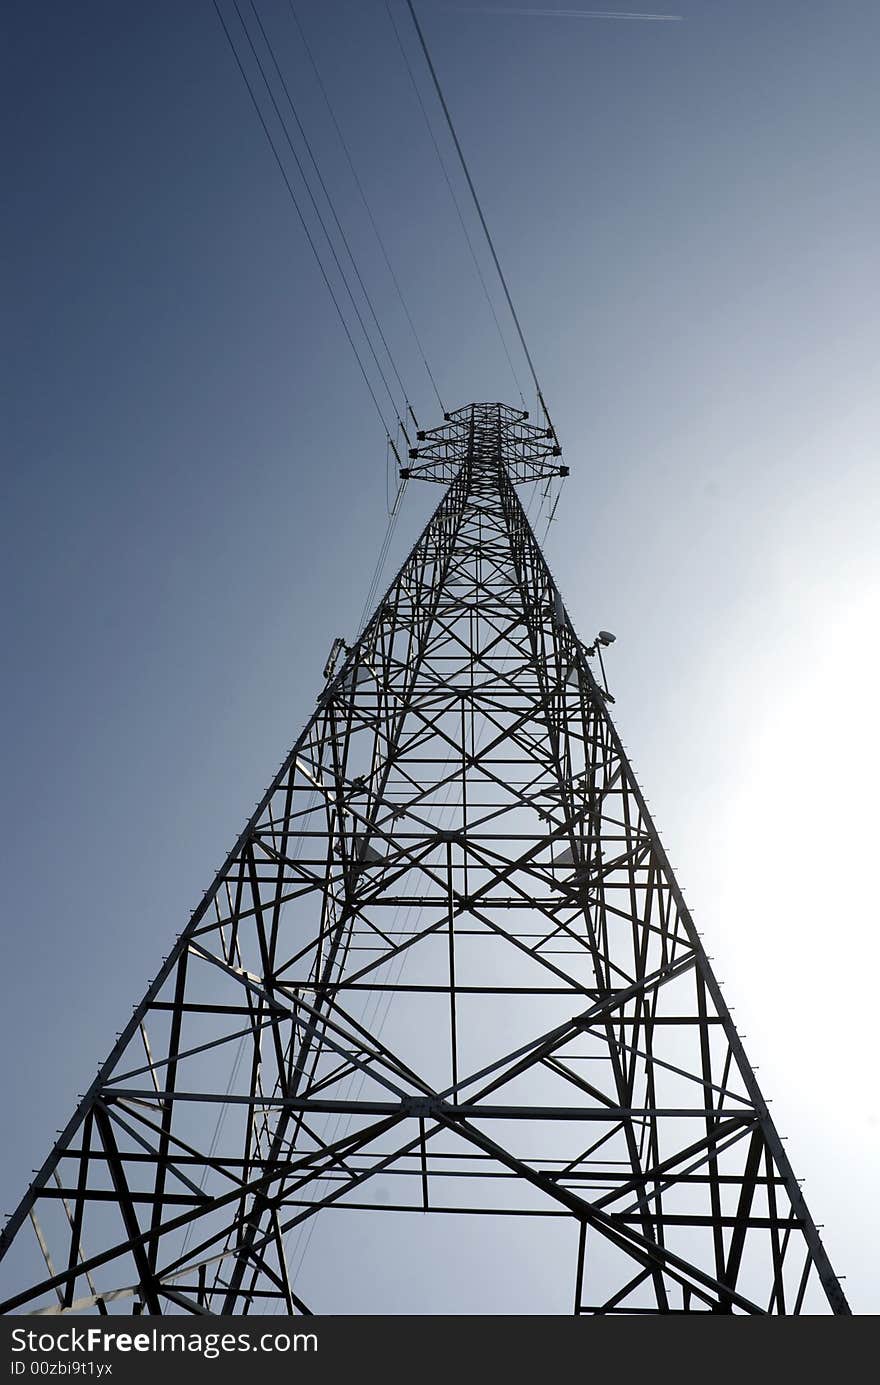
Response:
[0,404,849,1314]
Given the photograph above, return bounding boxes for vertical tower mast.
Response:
[0,405,849,1315]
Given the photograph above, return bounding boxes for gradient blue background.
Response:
[2,0,878,1310]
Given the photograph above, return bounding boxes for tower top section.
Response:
[401,400,567,486]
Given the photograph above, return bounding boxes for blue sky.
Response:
[2,0,878,1310]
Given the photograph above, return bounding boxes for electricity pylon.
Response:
[0,403,849,1315]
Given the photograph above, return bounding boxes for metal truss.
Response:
[0,403,849,1315]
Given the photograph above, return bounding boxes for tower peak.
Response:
[402,400,566,485]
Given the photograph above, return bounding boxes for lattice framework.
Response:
[0,403,849,1315]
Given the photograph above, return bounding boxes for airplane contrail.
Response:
[452,7,683,20]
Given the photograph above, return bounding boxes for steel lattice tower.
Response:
[0,403,849,1315]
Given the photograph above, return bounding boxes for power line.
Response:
[286,0,446,417]
[232,0,407,429]
[211,0,394,438]
[357,477,408,635]
[404,0,558,440]
[384,0,527,407]
[214,1,416,718]
[248,0,413,421]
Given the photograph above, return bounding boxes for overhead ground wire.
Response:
[404,0,559,440]
[248,0,413,422]
[213,0,396,438]
[287,0,446,417]
[231,0,406,428]
[384,0,527,407]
